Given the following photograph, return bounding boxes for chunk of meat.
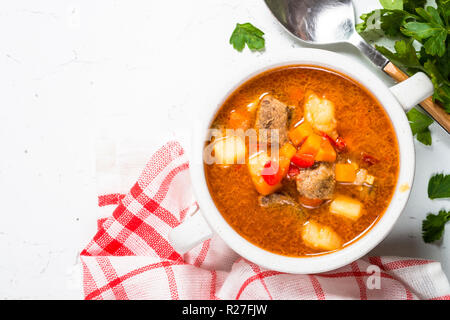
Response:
[304,92,338,139]
[258,193,304,217]
[259,193,297,208]
[255,95,289,146]
[296,162,335,200]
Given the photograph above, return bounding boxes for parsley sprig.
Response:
[428,173,450,199]
[357,0,450,121]
[422,173,450,243]
[423,210,450,243]
[406,107,433,145]
[229,23,265,52]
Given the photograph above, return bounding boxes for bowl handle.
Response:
[388,70,434,111]
[387,64,450,134]
[168,209,213,254]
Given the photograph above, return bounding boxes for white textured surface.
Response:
[0,0,448,299]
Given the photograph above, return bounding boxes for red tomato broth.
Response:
[205,65,399,257]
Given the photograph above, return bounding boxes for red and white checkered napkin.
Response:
[80,141,450,300]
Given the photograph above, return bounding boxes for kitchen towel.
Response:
[80,141,450,300]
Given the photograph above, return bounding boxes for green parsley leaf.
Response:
[376,40,424,71]
[407,6,448,57]
[229,23,265,52]
[434,42,450,79]
[404,0,427,14]
[357,1,450,114]
[380,0,403,10]
[422,57,450,113]
[422,210,450,243]
[406,107,434,145]
[402,21,441,39]
[401,19,447,57]
[382,10,415,36]
[434,84,450,113]
[407,107,433,133]
[357,9,414,38]
[356,11,376,33]
[437,0,450,24]
[428,173,450,199]
[423,29,447,57]
[416,6,444,25]
[424,59,449,88]
[416,129,432,145]
[400,6,447,57]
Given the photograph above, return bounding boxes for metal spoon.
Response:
[265,0,450,133]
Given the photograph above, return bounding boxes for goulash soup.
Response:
[204,65,399,257]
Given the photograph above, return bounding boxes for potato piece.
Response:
[365,175,375,185]
[248,151,270,176]
[304,92,337,139]
[247,145,296,195]
[354,168,368,185]
[330,195,363,220]
[248,151,281,195]
[251,175,280,195]
[301,221,342,251]
[213,135,245,165]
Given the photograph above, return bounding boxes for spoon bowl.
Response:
[264,0,388,67]
[265,0,356,44]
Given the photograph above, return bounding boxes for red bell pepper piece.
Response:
[362,153,379,166]
[334,137,347,152]
[291,153,315,168]
[321,132,347,152]
[261,161,282,186]
[287,163,300,178]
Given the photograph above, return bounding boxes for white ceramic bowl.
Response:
[170,48,433,274]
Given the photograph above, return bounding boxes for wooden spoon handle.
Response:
[383,62,450,134]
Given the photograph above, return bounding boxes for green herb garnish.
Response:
[428,173,450,199]
[422,175,450,242]
[422,210,450,243]
[229,23,265,52]
[406,107,433,145]
[380,0,404,10]
[357,0,450,116]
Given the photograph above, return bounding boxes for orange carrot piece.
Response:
[315,138,337,162]
[298,133,322,157]
[228,110,249,129]
[335,163,357,182]
[288,122,313,146]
